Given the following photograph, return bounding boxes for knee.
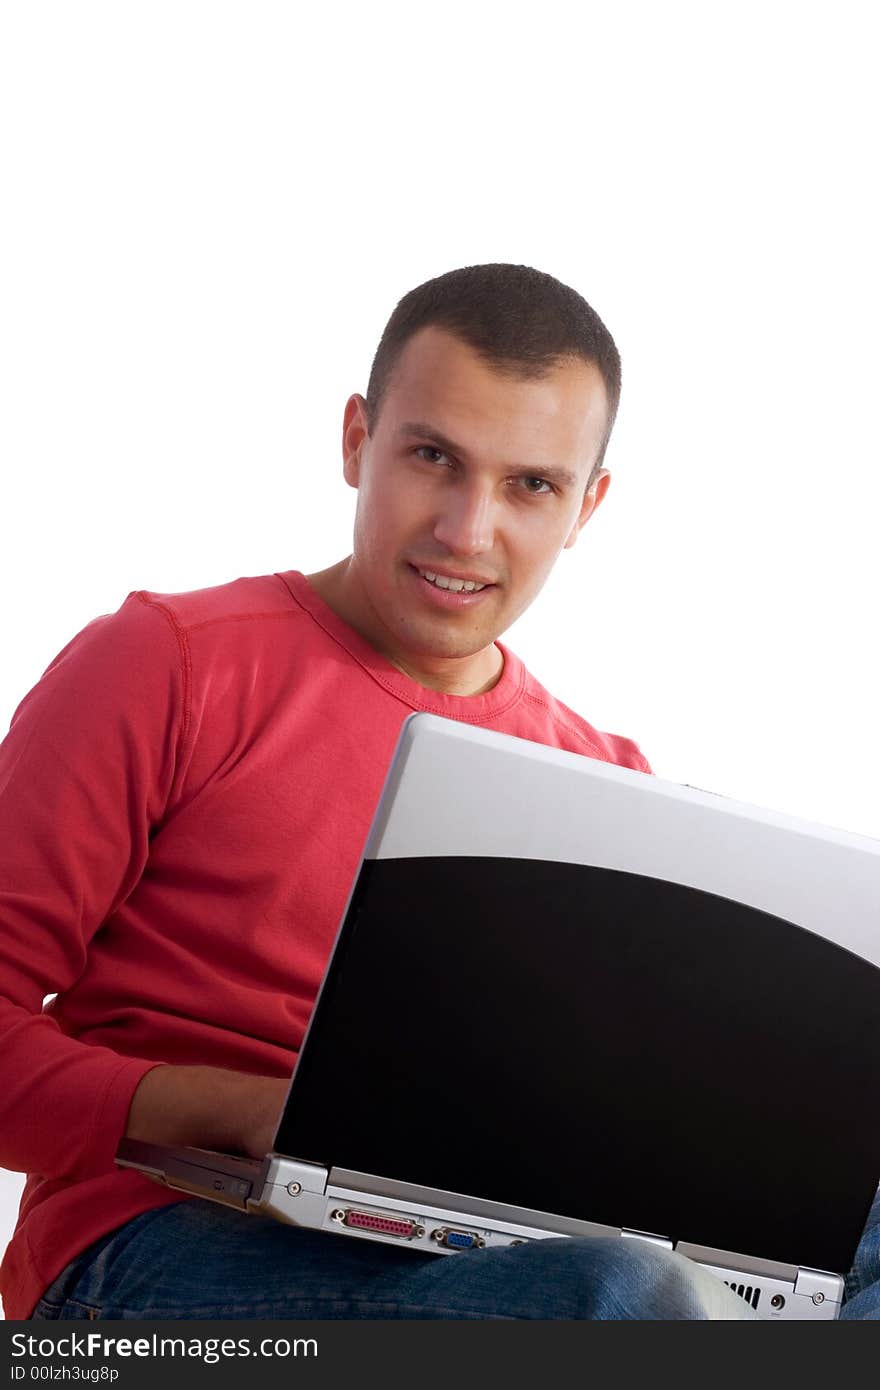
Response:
[572,1237,699,1318]
[515,1236,734,1320]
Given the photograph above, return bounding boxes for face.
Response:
[327,326,611,694]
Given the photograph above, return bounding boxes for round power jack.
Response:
[770,1294,785,1310]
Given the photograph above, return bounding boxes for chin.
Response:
[410,633,495,661]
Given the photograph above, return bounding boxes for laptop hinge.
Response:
[263,1155,329,1195]
[793,1267,844,1306]
[675,1240,798,1282]
[621,1229,673,1249]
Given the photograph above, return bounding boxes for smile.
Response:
[415,568,489,593]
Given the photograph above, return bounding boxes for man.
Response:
[0,263,865,1320]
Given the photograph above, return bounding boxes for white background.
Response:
[2,1,878,1310]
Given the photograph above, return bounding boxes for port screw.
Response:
[286,1181,302,1196]
[415,1226,426,1238]
[331,1209,346,1222]
[431,1229,445,1241]
[770,1295,785,1309]
[812,1293,825,1305]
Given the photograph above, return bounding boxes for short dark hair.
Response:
[365,263,621,480]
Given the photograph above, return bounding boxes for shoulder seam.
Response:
[185,610,303,635]
[520,689,610,762]
[131,592,192,760]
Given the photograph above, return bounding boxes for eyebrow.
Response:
[397,420,580,489]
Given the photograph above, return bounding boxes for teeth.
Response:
[419,569,486,593]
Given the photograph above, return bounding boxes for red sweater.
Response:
[0,570,650,1318]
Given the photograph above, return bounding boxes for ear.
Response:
[342,394,370,489]
[563,470,611,550]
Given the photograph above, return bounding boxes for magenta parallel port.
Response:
[341,1210,421,1239]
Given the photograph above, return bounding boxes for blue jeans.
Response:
[29,1200,757,1320]
[30,1188,880,1320]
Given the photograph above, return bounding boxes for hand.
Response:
[125,1065,289,1158]
[233,1073,290,1158]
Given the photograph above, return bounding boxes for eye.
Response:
[518,476,554,495]
[414,445,449,465]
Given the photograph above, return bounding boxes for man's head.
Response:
[313,264,620,695]
[365,263,621,487]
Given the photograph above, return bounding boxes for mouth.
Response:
[413,565,492,593]
[407,563,497,607]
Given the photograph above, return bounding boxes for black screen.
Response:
[275,857,880,1274]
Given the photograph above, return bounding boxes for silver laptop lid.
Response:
[274,713,880,1276]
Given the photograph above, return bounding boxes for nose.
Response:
[432,479,496,557]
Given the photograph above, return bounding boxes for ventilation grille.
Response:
[724,1280,761,1310]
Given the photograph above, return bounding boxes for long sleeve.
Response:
[0,593,186,1180]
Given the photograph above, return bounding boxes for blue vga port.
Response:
[431,1227,485,1250]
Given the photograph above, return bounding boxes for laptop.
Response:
[117,712,880,1320]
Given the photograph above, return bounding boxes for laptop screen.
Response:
[275,717,880,1276]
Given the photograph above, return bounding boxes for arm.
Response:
[0,596,188,1179]
[125,1065,288,1159]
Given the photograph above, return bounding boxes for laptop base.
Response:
[117,1143,842,1321]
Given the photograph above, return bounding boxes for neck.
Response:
[304,558,504,697]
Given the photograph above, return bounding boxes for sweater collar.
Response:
[276,570,526,722]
